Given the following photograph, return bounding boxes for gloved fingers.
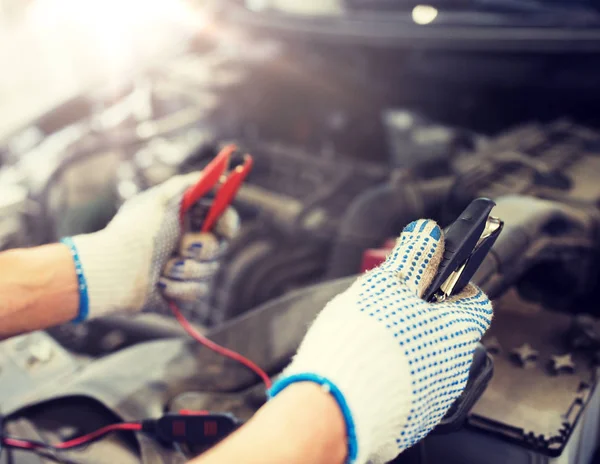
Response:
[158,277,210,302]
[213,207,241,240]
[446,282,480,301]
[439,283,493,337]
[179,232,223,261]
[155,171,203,205]
[163,258,219,281]
[380,219,445,298]
[110,171,202,225]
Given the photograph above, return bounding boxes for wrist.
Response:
[277,302,414,464]
[269,374,357,463]
[69,230,151,318]
[0,245,79,337]
[267,382,348,464]
[196,382,347,464]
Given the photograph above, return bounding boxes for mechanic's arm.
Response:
[0,244,79,338]
[0,172,237,340]
[193,219,493,464]
[193,383,346,464]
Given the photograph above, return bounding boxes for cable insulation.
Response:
[2,423,142,451]
[168,300,272,389]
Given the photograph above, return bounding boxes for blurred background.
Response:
[2,1,600,463]
[0,0,201,136]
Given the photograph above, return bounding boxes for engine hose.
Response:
[208,223,275,325]
[254,245,326,304]
[326,176,453,279]
[443,155,562,223]
[260,258,325,304]
[229,241,321,314]
[291,168,354,232]
[34,138,144,244]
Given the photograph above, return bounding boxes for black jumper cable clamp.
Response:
[427,197,504,433]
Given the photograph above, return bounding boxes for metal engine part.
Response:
[3,19,600,345]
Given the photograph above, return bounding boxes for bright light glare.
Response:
[27,0,205,89]
[412,5,438,25]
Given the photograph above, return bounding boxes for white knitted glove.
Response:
[61,172,239,321]
[269,219,493,464]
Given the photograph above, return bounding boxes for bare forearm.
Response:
[191,383,347,464]
[0,244,78,339]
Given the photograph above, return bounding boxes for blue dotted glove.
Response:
[269,219,493,464]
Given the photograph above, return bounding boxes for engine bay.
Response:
[2,3,600,463]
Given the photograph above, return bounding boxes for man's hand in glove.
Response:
[62,172,238,321]
[0,172,237,338]
[194,219,492,464]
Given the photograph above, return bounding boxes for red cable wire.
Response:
[168,300,272,389]
[2,423,141,450]
[174,152,270,388]
[54,423,142,449]
[3,438,36,449]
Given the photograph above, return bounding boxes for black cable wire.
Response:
[173,442,189,460]
[37,428,70,464]
[0,412,3,462]
[419,441,428,464]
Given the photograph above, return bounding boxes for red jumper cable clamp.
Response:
[179,144,253,230]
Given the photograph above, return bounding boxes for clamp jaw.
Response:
[180,145,253,231]
[424,198,503,302]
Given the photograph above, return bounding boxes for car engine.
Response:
[2,1,600,463]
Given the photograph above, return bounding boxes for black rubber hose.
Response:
[33,136,144,244]
[254,245,326,305]
[326,176,453,279]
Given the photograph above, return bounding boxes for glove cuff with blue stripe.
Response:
[270,219,493,464]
